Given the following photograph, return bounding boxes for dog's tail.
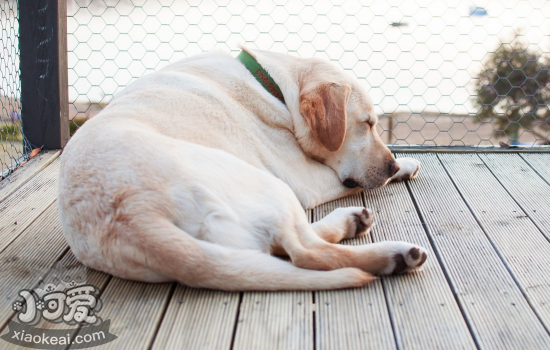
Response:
[139,222,374,291]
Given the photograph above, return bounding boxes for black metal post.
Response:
[19,0,69,149]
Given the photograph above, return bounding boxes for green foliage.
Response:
[0,123,22,141]
[474,40,550,143]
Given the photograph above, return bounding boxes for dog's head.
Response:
[297,64,398,189]
[247,49,399,188]
[245,48,398,189]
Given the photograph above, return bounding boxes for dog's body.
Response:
[58,49,427,291]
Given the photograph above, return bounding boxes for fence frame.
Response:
[19,0,69,150]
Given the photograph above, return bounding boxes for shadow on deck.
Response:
[1,150,550,349]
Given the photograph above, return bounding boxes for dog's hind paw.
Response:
[377,242,428,275]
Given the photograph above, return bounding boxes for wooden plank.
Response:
[68,279,174,350]
[0,150,60,203]
[0,158,60,253]
[233,291,312,350]
[230,209,314,350]
[152,287,239,350]
[480,154,550,241]
[313,194,396,350]
[399,153,550,349]
[0,204,67,328]
[440,153,550,333]
[1,251,111,350]
[363,182,476,349]
[521,153,550,185]
[19,0,69,149]
[0,163,167,350]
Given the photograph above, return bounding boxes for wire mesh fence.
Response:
[65,0,550,146]
[3,1,549,151]
[0,0,29,178]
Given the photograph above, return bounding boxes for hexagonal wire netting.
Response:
[67,0,550,146]
[0,0,28,178]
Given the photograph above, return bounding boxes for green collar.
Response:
[237,50,285,104]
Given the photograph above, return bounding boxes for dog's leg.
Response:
[390,157,421,182]
[105,218,375,291]
[277,217,428,276]
[311,207,373,243]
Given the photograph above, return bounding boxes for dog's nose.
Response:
[390,162,400,176]
[343,178,360,188]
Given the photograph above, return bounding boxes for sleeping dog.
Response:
[58,48,426,291]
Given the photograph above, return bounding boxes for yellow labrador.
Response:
[58,48,426,291]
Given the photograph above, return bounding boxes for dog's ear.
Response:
[299,82,350,152]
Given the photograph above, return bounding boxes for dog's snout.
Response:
[390,162,400,176]
[343,178,360,188]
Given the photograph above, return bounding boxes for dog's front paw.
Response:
[392,158,420,182]
[377,242,428,275]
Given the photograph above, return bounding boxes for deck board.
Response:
[0,158,60,254]
[0,198,111,347]
[363,181,476,349]
[313,194,396,350]
[152,287,240,350]
[399,153,550,349]
[232,211,314,350]
[0,150,60,203]
[520,153,550,186]
[233,291,313,350]
[1,251,111,350]
[479,154,550,242]
[1,152,550,349]
[68,279,174,350]
[0,204,66,326]
[439,153,550,333]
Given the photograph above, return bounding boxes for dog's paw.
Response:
[313,207,375,243]
[330,206,374,240]
[377,242,428,275]
[391,158,421,182]
[346,207,374,239]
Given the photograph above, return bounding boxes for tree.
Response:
[474,39,550,144]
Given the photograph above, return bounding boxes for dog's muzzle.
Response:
[343,178,360,188]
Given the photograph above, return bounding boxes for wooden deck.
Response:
[1,150,550,349]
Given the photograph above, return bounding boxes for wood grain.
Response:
[481,153,550,242]
[0,150,60,203]
[68,279,173,350]
[313,194,396,350]
[232,210,314,350]
[152,287,239,350]
[400,153,550,349]
[233,291,312,350]
[440,153,550,333]
[0,158,60,254]
[521,153,550,186]
[363,180,475,349]
[0,204,67,329]
[1,251,111,350]
[19,0,69,149]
